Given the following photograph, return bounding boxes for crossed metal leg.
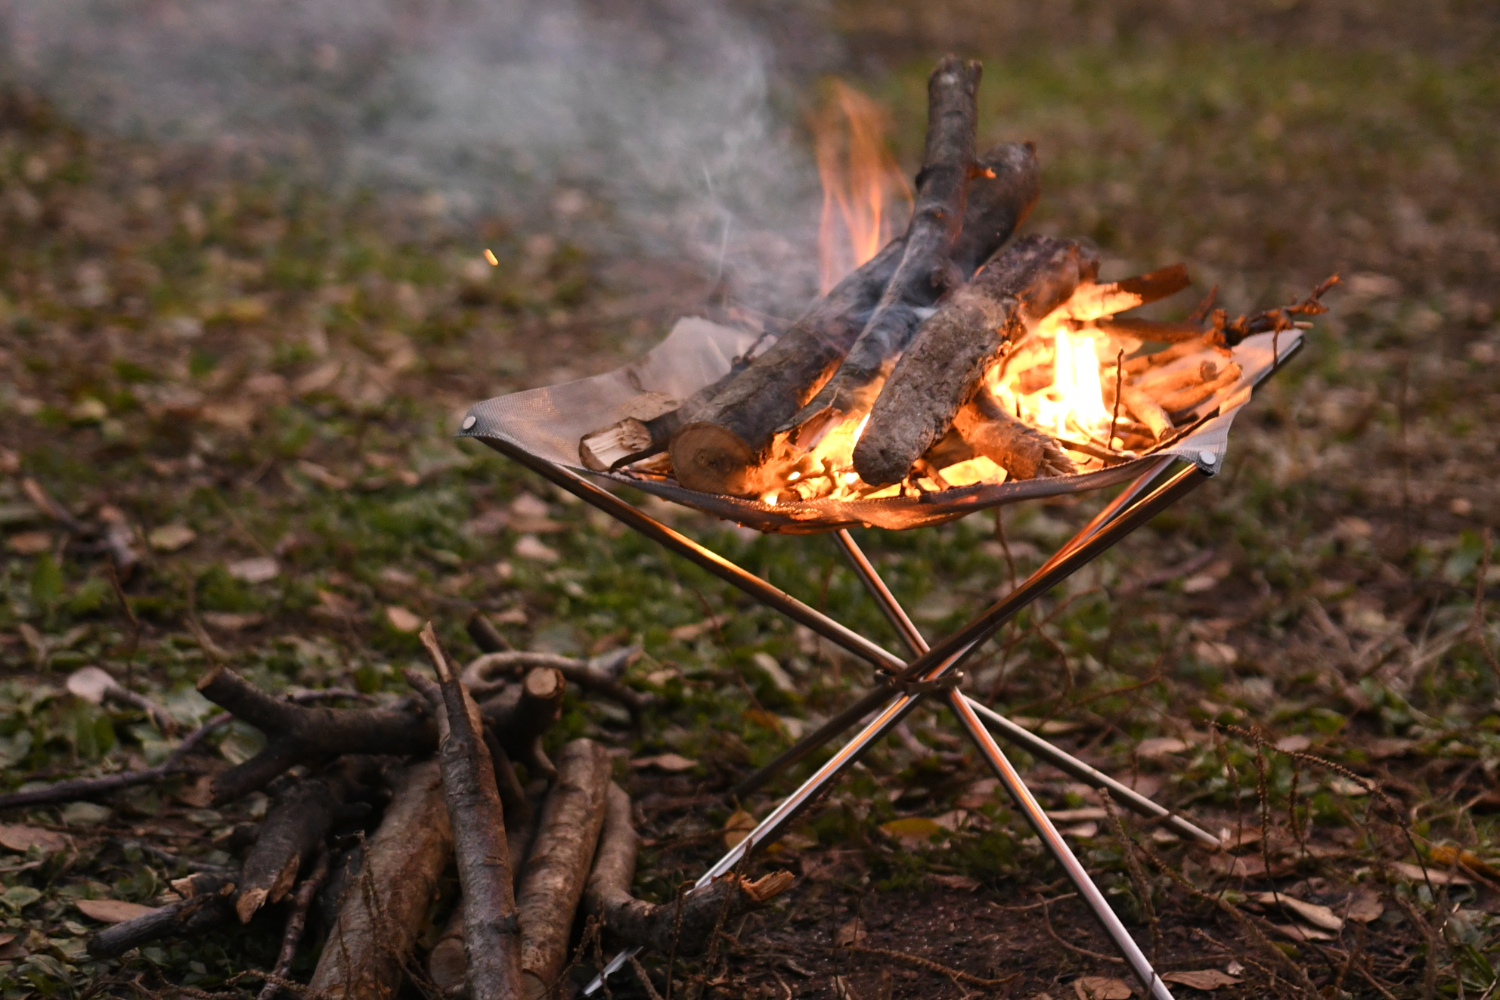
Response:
[482,438,1218,998]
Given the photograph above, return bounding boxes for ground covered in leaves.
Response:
[2,4,1500,999]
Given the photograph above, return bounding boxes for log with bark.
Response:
[257,851,330,1000]
[309,760,454,1000]
[780,55,983,445]
[949,386,1076,481]
[236,755,384,923]
[853,234,1098,486]
[87,871,238,959]
[515,739,612,999]
[197,666,436,805]
[420,623,526,1000]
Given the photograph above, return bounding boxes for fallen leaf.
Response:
[1270,922,1335,942]
[385,606,423,632]
[1275,734,1312,753]
[834,917,867,947]
[1074,976,1133,999]
[0,824,68,854]
[227,556,280,583]
[879,816,944,847]
[1050,807,1109,822]
[1325,776,1369,796]
[1344,890,1384,923]
[930,873,981,891]
[1252,892,1343,931]
[722,808,757,849]
[1208,853,1272,877]
[630,753,697,773]
[296,459,349,490]
[147,523,197,552]
[315,589,358,620]
[669,616,728,642]
[1137,736,1191,758]
[201,611,264,631]
[1428,844,1500,880]
[1390,861,1471,885]
[5,530,52,555]
[513,534,560,563]
[1061,821,1100,839]
[1163,969,1240,990]
[76,898,157,923]
[66,666,118,704]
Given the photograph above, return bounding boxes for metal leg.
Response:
[947,690,1174,1000]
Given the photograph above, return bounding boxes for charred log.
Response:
[949,386,1076,481]
[853,235,1097,486]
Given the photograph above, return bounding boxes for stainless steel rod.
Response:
[963,697,1221,848]
[833,528,1220,848]
[482,437,906,673]
[948,690,1175,1000]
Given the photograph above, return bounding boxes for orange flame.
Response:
[814,81,912,294]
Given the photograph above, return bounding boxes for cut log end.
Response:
[580,418,654,472]
[668,422,765,497]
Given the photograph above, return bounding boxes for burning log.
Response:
[197,665,436,805]
[236,755,383,924]
[1160,361,1242,417]
[1121,385,1173,440]
[309,760,453,1000]
[669,62,1015,497]
[515,739,612,999]
[419,624,526,1000]
[779,55,984,444]
[584,783,795,953]
[853,235,1097,486]
[950,386,1076,480]
[1122,332,1228,375]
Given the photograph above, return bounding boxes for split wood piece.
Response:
[516,739,612,999]
[1054,264,1193,323]
[0,712,229,812]
[197,665,437,805]
[781,55,983,441]
[309,760,453,1000]
[1122,333,1229,375]
[67,666,178,735]
[1133,359,1223,398]
[87,872,236,959]
[1121,386,1173,439]
[1092,316,1211,344]
[949,387,1076,481]
[462,650,653,718]
[256,850,331,1000]
[420,623,525,1000]
[1161,362,1242,417]
[584,783,795,954]
[853,235,1098,486]
[236,755,383,923]
[667,87,1035,500]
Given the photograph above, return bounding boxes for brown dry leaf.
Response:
[722,808,757,849]
[147,523,197,552]
[878,816,945,848]
[201,611,264,631]
[315,589,358,620]
[1271,922,1335,942]
[834,917,867,947]
[384,605,423,632]
[0,824,68,854]
[669,616,728,642]
[227,556,280,583]
[76,898,157,923]
[66,666,118,704]
[1074,976,1133,1000]
[1137,736,1191,758]
[930,873,981,891]
[1428,844,1500,880]
[1344,890,1384,923]
[175,774,215,808]
[513,534,560,563]
[1208,853,1271,877]
[1390,861,1472,885]
[1050,807,1109,822]
[629,753,697,773]
[1251,892,1343,931]
[1163,970,1240,990]
[6,530,53,555]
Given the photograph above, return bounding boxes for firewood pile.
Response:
[9,615,792,1000]
[579,55,1335,504]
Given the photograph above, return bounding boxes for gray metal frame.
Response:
[484,438,1222,999]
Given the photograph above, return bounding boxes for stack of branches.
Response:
[9,615,790,1000]
[578,55,1336,501]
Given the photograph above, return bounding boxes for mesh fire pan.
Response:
[459,317,1299,533]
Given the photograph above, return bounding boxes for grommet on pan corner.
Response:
[1197,449,1219,474]
[461,414,477,432]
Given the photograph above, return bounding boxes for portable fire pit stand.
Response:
[468,428,1245,1000]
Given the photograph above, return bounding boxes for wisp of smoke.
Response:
[0,0,828,306]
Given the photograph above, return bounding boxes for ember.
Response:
[579,58,1333,506]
